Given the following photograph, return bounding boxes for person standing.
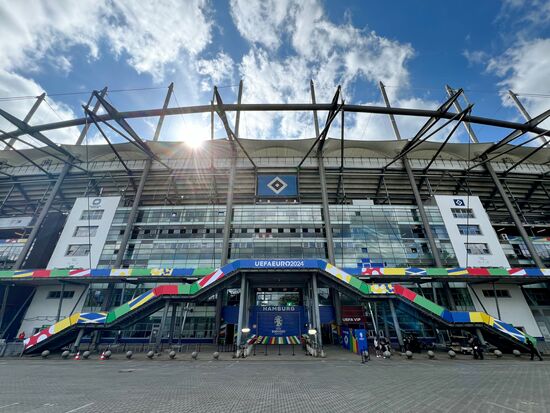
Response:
[471,336,484,360]
[526,338,543,361]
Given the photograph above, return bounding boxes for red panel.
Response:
[395,285,417,301]
[32,270,51,278]
[153,285,179,296]
[466,267,490,276]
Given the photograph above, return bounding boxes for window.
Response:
[73,226,98,237]
[451,208,475,219]
[465,243,490,255]
[65,244,91,256]
[80,209,104,220]
[457,224,482,235]
[47,290,75,299]
[482,289,511,298]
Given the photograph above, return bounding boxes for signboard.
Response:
[257,175,298,197]
[342,306,367,323]
[255,306,301,337]
[341,327,351,350]
[355,329,368,353]
[238,259,316,269]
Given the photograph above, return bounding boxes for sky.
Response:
[0,0,549,147]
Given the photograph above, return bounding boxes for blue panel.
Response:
[257,175,298,197]
[221,306,239,324]
[319,306,335,323]
[440,310,453,322]
[91,269,110,277]
[171,268,194,276]
[451,312,471,323]
[343,267,361,275]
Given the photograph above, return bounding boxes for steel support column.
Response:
[155,300,170,352]
[55,282,66,322]
[168,303,178,345]
[13,87,108,269]
[72,328,85,353]
[332,289,342,326]
[310,81,335,264]
[379,82,443,267]
[389,299,404,348]
[445,86,545,268]
[4,93,46,150]
[0,285,9,335]
[236,274,247,347]
[311,273,323,347]
[221,81,242,265]
[114,84,173,267]
[508,90,549,146]
[214,290,224,344]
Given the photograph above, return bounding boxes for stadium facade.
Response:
[0,82,549,355]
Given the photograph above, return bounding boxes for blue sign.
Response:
[252,306,303,337]
[237,260,319,269]
[355,329,368,353]
[257,175,298,197]
[341,327,350,350]
[453,199,466,206]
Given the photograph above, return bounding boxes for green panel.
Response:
[131,268,150,276]
[426,268,448,276]
[50,269,70,277]
[189,283,200,295]
[193,267,215,276]
[413,295,445,316]
[0,271,13,278]
[105,311,117,324]
[109,303,131,322]
[359,283,371,295]
[348,276,363,290]
[178,284,191,295]
[488,268,509,276]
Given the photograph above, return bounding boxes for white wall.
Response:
[434,195,509,267]
[469,284,542,337]
[48,196,120,269]
[19,284,87,337]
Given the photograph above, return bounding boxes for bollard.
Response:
[146,350,155,359]
[427,350,435,359]
[191,351,198,360]
[513,349,521,358]
[61,350,70,359]
[82,351,90,359]
[104,350,112,359]
[213,352,220,360]
[383,350,391,359]
[41,350,50,359]
[126,351,133,359]
[494,349,503,358]
[169,350,176,359]
[405,351,413,359]
[448,350,456,359]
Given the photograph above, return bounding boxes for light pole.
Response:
[241,327,250,358]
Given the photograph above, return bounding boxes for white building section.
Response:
[47,196,121,269]
[469,283,542,338]
[434,195,510,268]
[19,284,88,337]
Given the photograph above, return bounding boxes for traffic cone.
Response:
[99,351,105,360]
[74,351,81,360]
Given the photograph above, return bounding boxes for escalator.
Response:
[23,261,532,354]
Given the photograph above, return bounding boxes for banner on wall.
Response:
[257,175,298,197]
[341,327,351,350]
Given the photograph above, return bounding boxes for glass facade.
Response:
[98,206,225,268]
[229,205,326,260]
[330,205,457,268]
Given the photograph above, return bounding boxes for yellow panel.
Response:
[469,312,484,323]
[383,268,406,276]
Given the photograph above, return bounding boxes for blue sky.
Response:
[0,0,549,146]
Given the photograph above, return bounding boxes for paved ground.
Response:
[0,346,549,413]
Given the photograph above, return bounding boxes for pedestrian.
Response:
[526,338,543,361]
[374,335,381,358]
[17,331,25,341]
[471,336,484,360]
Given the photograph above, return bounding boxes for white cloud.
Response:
[462,50,489,67]
[195,52,235,92]
[230,0,415,139]
[487,38,550,129]
[0,71,80,145]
